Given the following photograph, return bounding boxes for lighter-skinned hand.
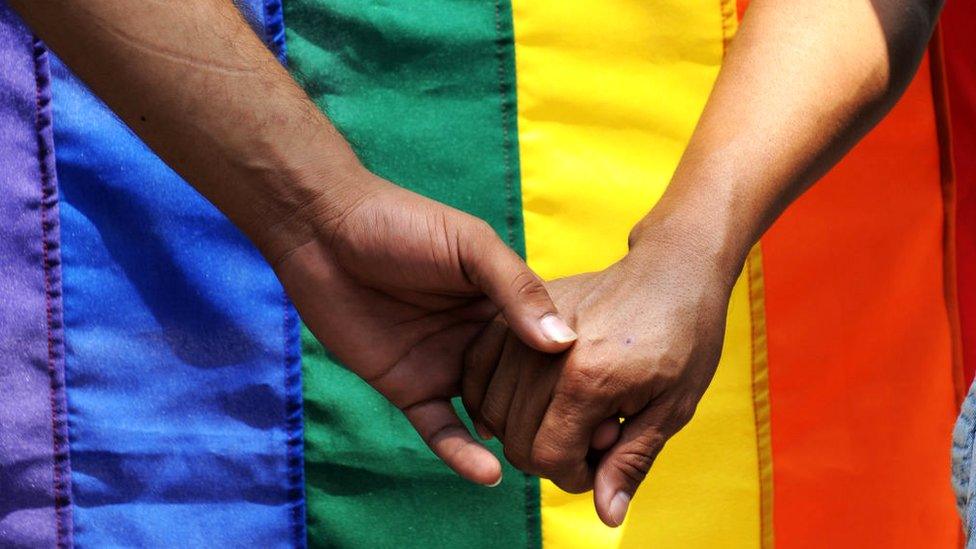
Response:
[462,230,736,526]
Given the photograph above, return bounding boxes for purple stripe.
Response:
[0,5,72,548]
[33,33,73,549]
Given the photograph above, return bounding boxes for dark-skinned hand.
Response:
[276,167,579,486]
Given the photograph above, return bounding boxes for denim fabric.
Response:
[953,379,976,546]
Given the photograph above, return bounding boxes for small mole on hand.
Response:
[623,336,634,346]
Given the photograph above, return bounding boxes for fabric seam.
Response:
[926,26,967,548]
[494,0,518,252]
[747,246,775,549]
[31,34,73,549]
[283,292,307,549]
[261,1,307,546]
[928,25,966,409]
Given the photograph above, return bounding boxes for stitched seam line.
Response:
[35,58,60,549]
[747,246,775,549]
[495,0,517,251]
[927,27,966,408]
[259,2,306,546]
[31,35,72,549]
[746,254,760,545]
[283,292,306,549]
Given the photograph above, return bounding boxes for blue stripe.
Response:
[264,0,289,65]
[52,2,304,546]
[262,1,306,545]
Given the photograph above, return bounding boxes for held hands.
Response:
[268,160,738,526]
[272,165,578,486]
[462,230,738,527]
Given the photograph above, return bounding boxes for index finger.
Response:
[402,398,503,487]
[461,317,509,427]
[529,385,610,493]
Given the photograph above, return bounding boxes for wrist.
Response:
[243,136,368,267]
[626,200,752,291]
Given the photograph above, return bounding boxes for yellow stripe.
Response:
[748,245,775,549]
[511,1,763,546]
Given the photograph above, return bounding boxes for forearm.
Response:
[10,0,360,262]
[630,0,943,279]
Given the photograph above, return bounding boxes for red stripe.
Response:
[760,53,959,547]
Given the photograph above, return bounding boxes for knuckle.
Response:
[471,217,494,236]
[562,361,618,403]
[650,354,684,386]
[503,445,530,472]
[668,399,699,431]
[672,403,696,428]
[614,449,656,486]
[553,475,591,495]
[529,444,569,474]
[531,445,590,493]
[479,404,506,436]
[509,269,546,302]
[465,219,498,249]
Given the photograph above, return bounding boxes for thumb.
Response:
[462,225,576,353]
[593,406,674,527]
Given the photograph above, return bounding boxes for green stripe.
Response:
[284,1,537,547]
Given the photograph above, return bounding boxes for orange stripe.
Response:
[760,52,959,548]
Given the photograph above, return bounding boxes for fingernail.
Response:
[484,474,503,488]
[609,491,631,527]
[540,314,578,344]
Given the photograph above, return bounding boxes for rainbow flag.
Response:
[1,0,973,547]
